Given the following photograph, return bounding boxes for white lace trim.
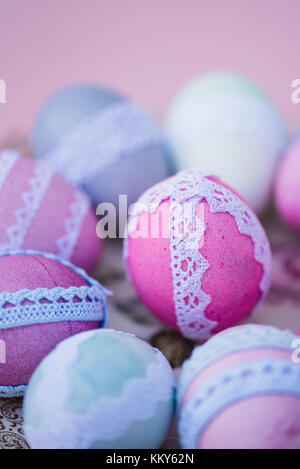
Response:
[0,250,111,331]
[0,384,26,398]
[24,330,175,449]
[47,101,163,186]
[125,170,271,340]
[56,190,90,260]
[0,161,55,252]
[0,285,106,329]
[0,150,20,190]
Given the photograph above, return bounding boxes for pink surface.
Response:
[0,321,98,386]
[0,0,299,138]
[128,180,264,335]
[0,254,99,386]
[199,394,300,449]
[72,208,102,275]
[275,136,300,232]
[0,154,101,272]
[0,157,34,245]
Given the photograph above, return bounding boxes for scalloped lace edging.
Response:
[0,285,106,329]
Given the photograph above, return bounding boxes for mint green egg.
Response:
[165,71,287,214]
[23,329,175,449]
[177,71,271,103]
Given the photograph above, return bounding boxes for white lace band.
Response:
[0,250,110,330]
[0,150,91,263]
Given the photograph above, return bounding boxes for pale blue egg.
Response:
[23,329,175,449]
[32,85,173,208]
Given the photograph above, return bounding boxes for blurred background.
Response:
[1,0,299,141]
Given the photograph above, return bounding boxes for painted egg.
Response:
[24,329,175,449]
[0,250,108,397]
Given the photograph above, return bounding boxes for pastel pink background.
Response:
[0,0,300,140]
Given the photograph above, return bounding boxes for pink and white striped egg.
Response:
[0,150,101,273]
[178,325,300,449]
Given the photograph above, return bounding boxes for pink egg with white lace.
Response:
[0,250,108,397]
[124,170,271,341]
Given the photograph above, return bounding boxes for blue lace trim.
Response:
[178,325,296,406]
[0,250,110,329]
[179,359,300,449]
[0,384,26,398]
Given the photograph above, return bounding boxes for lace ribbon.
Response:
[0,385,26,398]
[0,250,109,331]
[24,330,175,449]
[0,150,92,263]
[47,100,164,187]
[56,190,90,260]
[0,285,105,330]
[125,170,271,340]
[0,159,55,252]
[178,324,296,406]
[179,359,300,449]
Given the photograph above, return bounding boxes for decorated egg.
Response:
[124,170,271,341]
[0,250,108,397]
[275,134,300,232]
[0,149,101,273]
[32,84,173,208]
[178,324,300,449]
[165,71,287,214]
[23,329,175,449]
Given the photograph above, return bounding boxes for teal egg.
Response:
[23,329,175,449]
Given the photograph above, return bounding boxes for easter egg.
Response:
[124,170,271,341]
[32,84,173,208]
[0,149,101,273]
[0,250,108,397]
[178,324,300,449]
[165,71,287,214]
[23,329,175,449]
[275,134,300,231]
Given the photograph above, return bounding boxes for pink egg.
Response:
[178,325,300,449]
[275,135,300,232]
[125,170,271,340]
[0,150,102,273]
[0,251,108,396]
